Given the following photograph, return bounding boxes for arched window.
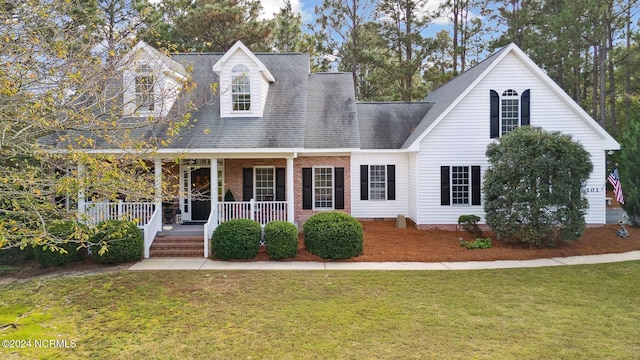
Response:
[501,89,518,135]
[231,64,251,111]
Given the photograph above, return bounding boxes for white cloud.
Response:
[259,0,303,20]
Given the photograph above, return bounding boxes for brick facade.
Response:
[293,155,351,226]
[223,158,287,201]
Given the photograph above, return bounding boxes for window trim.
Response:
[312,166,334,210]
[368,165,387,201]
[500,89,519,136]
[231,64,251,112]
[253,166,275,201]
[135,64,155,112]
[451,166,470,205]
[441,165,481,206]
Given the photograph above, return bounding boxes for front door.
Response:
[190,168,211,221]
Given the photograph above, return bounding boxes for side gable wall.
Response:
[415,52,607,226]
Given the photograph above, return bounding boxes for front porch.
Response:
[83,199,291,258]
[78,156,296,258]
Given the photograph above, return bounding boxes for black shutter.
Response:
[521,89,530,126]
[441,166,450,206]
[242,168,253,201]
[302,168,312,209]
[471,166,481,206]
[490,90,500,138]
[275,168,285,201]
[335,167,345,209]
[387,165,396,200]
[360,165,368,200]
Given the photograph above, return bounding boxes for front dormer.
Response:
[212,41,275,118]
[121,41,187,118]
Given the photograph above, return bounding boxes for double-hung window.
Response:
[501,89,519,136]
[313,167,333,209]
[490,89,530,138]
[451,166,470,205]
[441,166,481,206]
[369,165,386,200]
[135,65,154,112]
[359,165,396,201]
[232,64,251,111]
[254,167,274,201]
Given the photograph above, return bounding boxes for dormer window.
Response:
[135,65,154,112]
[232,64,251,111]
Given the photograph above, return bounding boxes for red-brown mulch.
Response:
[250,220,640,263]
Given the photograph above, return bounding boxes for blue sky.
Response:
[259,0,454,28]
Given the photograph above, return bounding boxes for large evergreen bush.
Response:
[264,221,298,260]
[303,212,363,260]
[617,117,640,225]
[211,219,261,260]
[483,127,592,247]
[90,220,143,264]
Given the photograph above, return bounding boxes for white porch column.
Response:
[154,159,162,206]
[210,158,218,209]
[77,163,86,221]
[286,157,295,223]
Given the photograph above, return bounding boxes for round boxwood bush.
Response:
[264,221,298,260]
[90,220,143,264]
[303,212,363,260]
[211,219,261,260]
[33,220,86,268]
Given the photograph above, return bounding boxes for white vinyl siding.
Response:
[352,153,409,218]
[415,52,607,225]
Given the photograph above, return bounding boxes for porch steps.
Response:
[149,236,204,257]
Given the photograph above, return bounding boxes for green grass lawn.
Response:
[1,263,639,359]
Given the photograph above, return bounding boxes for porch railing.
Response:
[203,202,218,258]
[143,206,163,258]
[217,200,288,226]
[85,201,156,227]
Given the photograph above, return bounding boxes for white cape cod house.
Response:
[66,41,620,258]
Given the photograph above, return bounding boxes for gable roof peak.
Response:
[120,40,187,78]
[212,41,275,82]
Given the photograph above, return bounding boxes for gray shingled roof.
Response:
[304,73,360,149]
[401,46,508,148]
[357,102,433,149]
[161,52,310,149]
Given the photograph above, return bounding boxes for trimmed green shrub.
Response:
[458,215,483,238]
[33,221,86,267]
[265,221,298,260]
[0,246,34,266]
[90,220,143,264]
[303,212,363,260]
[224,189,235,201]
[211,219,261,260]
[460,237,493,250]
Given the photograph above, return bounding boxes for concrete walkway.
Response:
[129,251,640,271]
